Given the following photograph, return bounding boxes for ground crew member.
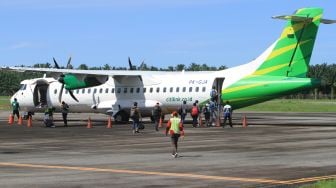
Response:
[223,101,233,128]
[152,102,162,131]
[165,111,184,158]
[130,102,142,134]
[11,98,20,120]
[61,101,69,127]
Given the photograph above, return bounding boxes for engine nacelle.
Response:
[63,74,109,90]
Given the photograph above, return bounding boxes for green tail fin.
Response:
[253,8,323,77]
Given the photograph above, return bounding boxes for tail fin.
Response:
[253,8,323,77]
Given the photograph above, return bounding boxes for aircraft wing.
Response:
[0,66,145,77]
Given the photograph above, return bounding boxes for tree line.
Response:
[1,62,335,99]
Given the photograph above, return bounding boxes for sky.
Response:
[0,0,335,69]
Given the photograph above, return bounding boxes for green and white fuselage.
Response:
[7,7,334,120]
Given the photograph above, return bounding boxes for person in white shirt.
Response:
[223,101,233,128]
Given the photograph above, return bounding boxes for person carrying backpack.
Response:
[223,101,233,128]
[178,100,188,124]
[152,102,162,131]
[130,102,142,134]
[209,100,217,126]
[202,103,210,127]
[191,103,199,128]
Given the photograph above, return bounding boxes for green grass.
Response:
[0,96,11,110]
[299,179,336,188]
[237,99,336,112]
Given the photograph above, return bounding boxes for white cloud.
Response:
[8,42,32,50]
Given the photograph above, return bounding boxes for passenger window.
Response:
[82,89,85,94]
[65,90,68,94]
[150,88,153,93]
[176,87,180,93]
[163,87,167,93]
[156,87,160,93]
[195,87,199,92]
[105,88,109,93]
[117,88,121,93]
[170,87,173,92]
[54,89,57,94]
[202,87,206,92]
[136,88,140,93]
[182,87,186,92]
[88,88,91,94]
[189,87,193,92]
[130,88,134,93]
[124,88,128,93]
[111,88,115,93]
[76,89,79,94]
[99,88,103,93]
[143,88,146,93]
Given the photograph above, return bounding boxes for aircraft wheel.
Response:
[114,110,129,123]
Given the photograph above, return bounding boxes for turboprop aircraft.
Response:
[4,8,335,122]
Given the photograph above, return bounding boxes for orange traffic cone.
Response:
[87,117,92,128]
[242,115,248,128]
[8,114,14,125]
[27,116,32,128]
[159,117,163,128]
[106,116,112,128]
[18,115,23,125]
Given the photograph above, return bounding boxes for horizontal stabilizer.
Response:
[273,15,336,24]
[321,18,336,24]
[272,15,313,22]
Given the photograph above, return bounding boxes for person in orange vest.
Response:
[165,111,184,158]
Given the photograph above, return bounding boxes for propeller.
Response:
[53,57,79,103]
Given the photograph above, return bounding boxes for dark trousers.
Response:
[192,115,198,127]
[223,114,232,127]
[170,134,180,155]
[62,113,68,126]
[154,117,160,131]
[12,110,19,119]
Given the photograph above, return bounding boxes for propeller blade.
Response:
[128,57,134,70]
[53,57,60,69]
[68,90,79,102]
[58,84,64,103]
[67,56,72,68]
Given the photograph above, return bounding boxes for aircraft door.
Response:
[33,80,49,107]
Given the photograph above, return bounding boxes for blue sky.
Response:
[0,0,335,69]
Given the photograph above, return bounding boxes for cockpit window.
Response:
[19,84,27,90]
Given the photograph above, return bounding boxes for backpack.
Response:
[191,106,199,116]
[130,107,139,119]
[203,106,209,114]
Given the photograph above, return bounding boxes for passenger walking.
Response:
[152,102,162,131]
[11,98,20,120]
[209,100,217,126]
[223,101,233,128]
[44,107,55,128]
[165,111,184,158]
[191,103,199,128]
[178,100,188,125]
[61,101,69,127]
[130,102,142,134]
[210,86,218,102]
[202,103,210,127]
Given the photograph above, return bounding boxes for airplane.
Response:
[3,7,335,122]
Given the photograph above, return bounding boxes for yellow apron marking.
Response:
[0,162,335,185]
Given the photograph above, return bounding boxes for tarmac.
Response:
[1,111,336,188]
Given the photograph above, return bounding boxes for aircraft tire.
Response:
[114,110,129,123]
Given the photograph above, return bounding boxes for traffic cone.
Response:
[87,117,92,128]
[17,115,23,125]
[8,114,14,125]
[106,116,112,128]
[242,115,248,128]
[159,117,163,128]
[27,116,32,128]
